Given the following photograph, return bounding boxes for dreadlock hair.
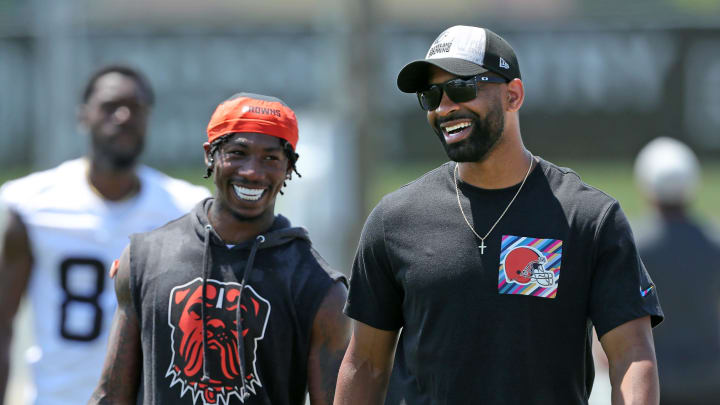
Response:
[203,133,301,194]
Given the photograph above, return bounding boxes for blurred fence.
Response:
[2,25,720,170]
[3,16,720,267]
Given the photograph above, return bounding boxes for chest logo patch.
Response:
[499,235,562,299]
[166,278,271,404]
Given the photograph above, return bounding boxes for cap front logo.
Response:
[242,105,281,118]
[499,57,510,70]
[427,40,452,58]
[498,235,562,299]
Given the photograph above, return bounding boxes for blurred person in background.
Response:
[0,201,6,255]
[0,64,210,405]
[336,25,663,405]
[0,201,7,274]
[90,93,350,405]
[634,137,720,404]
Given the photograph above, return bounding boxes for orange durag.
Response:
[206,94,298,149]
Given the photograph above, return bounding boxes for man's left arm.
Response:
[599,316,659,405]
[307,281,351,405]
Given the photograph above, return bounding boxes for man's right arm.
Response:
[0,210,33,404]
[88,246,141,404]
[333,320,399,405]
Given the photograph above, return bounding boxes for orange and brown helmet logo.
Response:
[166,278,270,404]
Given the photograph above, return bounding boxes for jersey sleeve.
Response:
[344,200,403,330]
[0,177,28,213]
[589,201,664,338]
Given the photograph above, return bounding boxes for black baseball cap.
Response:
[397,26,522,93]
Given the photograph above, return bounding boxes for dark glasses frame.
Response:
[416,75,508,111]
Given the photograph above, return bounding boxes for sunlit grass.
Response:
[3,159,718,224]
[368,159,720,223]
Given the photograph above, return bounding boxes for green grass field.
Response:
[3,159,719,223]
[367,159,720,224]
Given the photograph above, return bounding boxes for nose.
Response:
[433,90,459,117]
[112,105,131,124]
[237,156,265,182]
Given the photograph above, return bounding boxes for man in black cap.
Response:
[335,25,663,405]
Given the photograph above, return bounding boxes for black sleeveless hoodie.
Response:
[129,198,345,404]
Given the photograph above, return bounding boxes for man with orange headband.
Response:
[90,93,350,405]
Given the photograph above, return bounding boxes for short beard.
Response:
[433,102,505,163]
[105,153,140,170]
[91,137,144,170]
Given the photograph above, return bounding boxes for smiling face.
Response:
[80,72,151,170]
[426,67,507,163]
[205,132,291,222]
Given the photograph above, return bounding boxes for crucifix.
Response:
[479,240,487,255]
[454,156,535,259]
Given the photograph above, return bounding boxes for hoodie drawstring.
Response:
[200,223,266,397]
[235,234,265,397]
[200,224,213,382]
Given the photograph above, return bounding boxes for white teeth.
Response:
[233,185,265,201]
[443,122,472,133]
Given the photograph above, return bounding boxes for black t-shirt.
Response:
[345,158,663,405]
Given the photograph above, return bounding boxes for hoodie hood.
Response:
[191,197,306,398]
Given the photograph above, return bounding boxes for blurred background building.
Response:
[2,0,720,403]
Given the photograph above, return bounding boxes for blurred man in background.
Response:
[0,65,209,405]
[634,137,720,404]
[336,25,663,405]
[90,93,349,405]
[0,202,6,255]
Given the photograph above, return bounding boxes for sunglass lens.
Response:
[417,86,442,111]
[445,80,477,104]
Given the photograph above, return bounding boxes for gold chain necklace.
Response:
[453,154,534,255]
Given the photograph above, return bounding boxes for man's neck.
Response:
[86,158,140,201]
[457,143,534,189]
[207,201,275,244]
[657,204,688,221]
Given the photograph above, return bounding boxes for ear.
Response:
[202,142,212,166]
[285,162,293,179]
[506,78,525,112]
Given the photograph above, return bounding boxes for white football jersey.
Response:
[0,158,210,405]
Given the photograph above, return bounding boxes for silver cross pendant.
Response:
[479,240,487,255]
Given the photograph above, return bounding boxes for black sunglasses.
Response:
[416,75,508,111]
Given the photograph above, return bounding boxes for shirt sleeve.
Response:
[344,200,404,330]
[0,180,22,212]
[589,201,664,338]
